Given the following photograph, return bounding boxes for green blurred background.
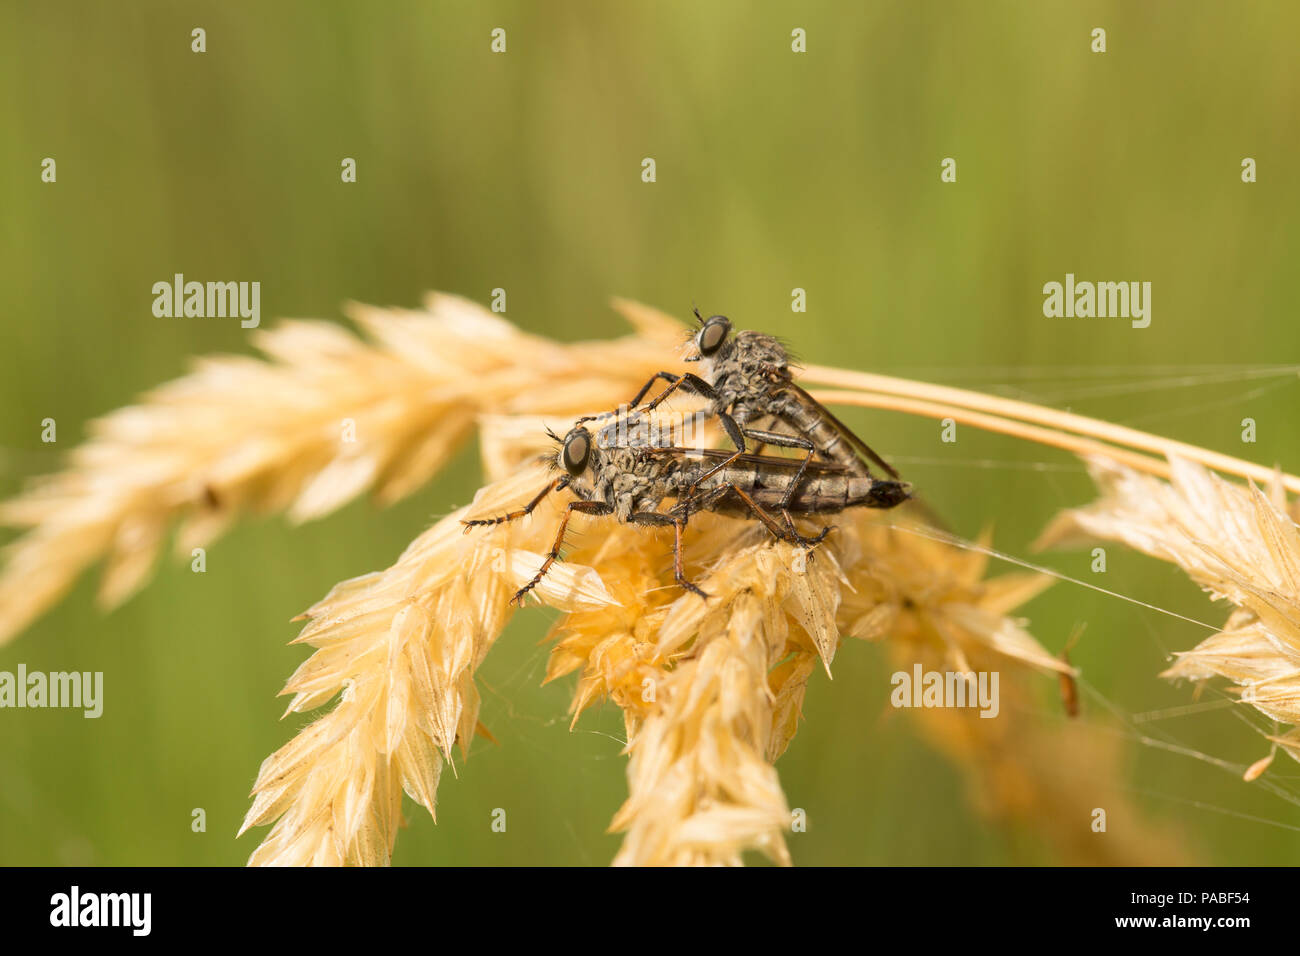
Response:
[2,0,1299,865]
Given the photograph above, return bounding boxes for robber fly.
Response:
[582,309,901,532]
[462,422,910,605]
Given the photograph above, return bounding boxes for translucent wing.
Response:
[783,381,900,478]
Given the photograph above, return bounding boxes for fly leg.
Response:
[725,483,831,550]
[789,523,833,548]
[635,373,754,468]
[737,428,832,545]
[629,510,707,599]
[722,484,798,542]
[595,371,743,449]
[681,421,748,491]
[684,425,806,498]
[671,517,707,598]
[741,429,816,506]
[627,371,683,409]
[640,372,728,415]
[461,476,570,532]
[579,370,699,421]
[676,426,795,496]
[576,371,684,426]
[684,426,829,545]
[511,499,613,606]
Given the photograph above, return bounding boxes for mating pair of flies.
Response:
[464,310,912,604]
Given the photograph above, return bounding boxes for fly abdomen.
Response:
[776,391,855,468]
[846,476,911,509]
[746,474,911,514]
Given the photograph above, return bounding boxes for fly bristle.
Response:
[772,335,801,368]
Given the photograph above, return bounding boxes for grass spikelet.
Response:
[545,512,842,864]
[834,520,1070,678]
[1036,455,1300,765]
[240,463,617,865]
[0,295,682,646]
[542,496,1066,864]
[609,585,796,866]
[860,524,1192,863]
[595,528,832,865]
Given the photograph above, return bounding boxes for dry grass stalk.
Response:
[802,365,1300,496]
[1036,455,1300,766]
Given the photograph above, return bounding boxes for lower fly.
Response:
[462,419,909,605]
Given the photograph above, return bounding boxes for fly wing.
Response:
[650,445,852,476]
[784,381,900,478]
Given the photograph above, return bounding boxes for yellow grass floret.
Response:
[1037,455,1300,764]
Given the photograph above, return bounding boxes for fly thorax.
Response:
[728,399,757,428]
[734,332,790,376]
[764,387,795,416]
[593,460,622,498]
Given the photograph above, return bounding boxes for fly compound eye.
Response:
[561,428,591,476]
[697,315,731,356]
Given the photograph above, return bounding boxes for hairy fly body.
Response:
[462,421,910,605]
[583,309,901,519]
